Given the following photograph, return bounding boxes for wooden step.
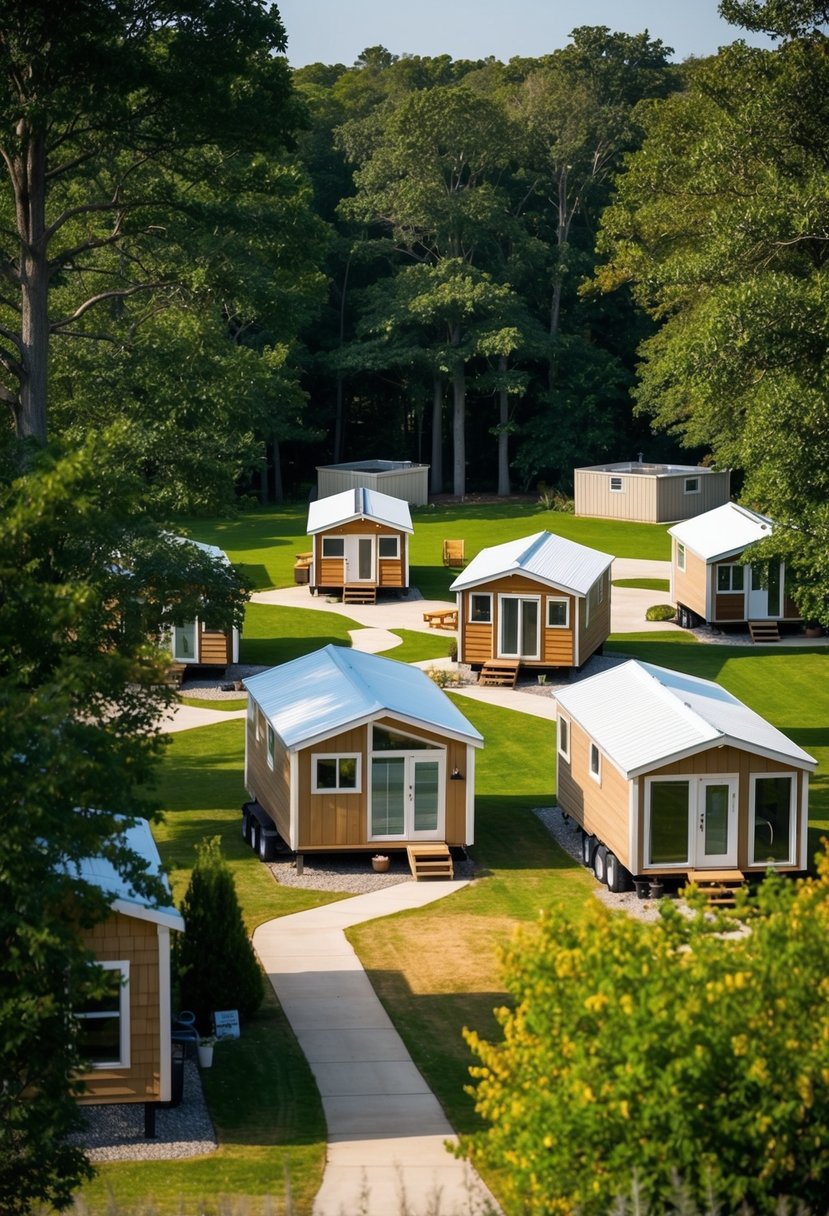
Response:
[479,659,520,688]
[682,868,746,906]
[343,584,377,604]
[407,843,454,881]
[749,620,780,643]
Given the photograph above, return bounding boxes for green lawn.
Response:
[612,576,670,592]
[179,500,671,594]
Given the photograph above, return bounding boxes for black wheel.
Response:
[606,852,632,893]
[582,832,597,867]
[593,844,608,885]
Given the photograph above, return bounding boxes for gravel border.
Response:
[267,848,477,893]
[68,1059,217,1162]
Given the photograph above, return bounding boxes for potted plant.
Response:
[197,1034,216,1068]
[371,854,390,873]
[804,619,823,639]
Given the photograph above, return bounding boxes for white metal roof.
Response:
[75,818,184,932]
[450,531,613,597]
[244,644,483,750]
[668,503,773,563]
[171,534,231,564]
[306,488,413,535]
[555,659,815,778]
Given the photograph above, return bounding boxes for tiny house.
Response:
[243,645,483,859]
[669,503,800,629]
[575,461,730,523]
[450,531,613,672]
[555,660,815,890]
[75,819,184,1110]
[168,538,240,668]
[307,487,413,598]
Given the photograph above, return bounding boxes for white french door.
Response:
[370,753,444,841]
[647,776,738,869]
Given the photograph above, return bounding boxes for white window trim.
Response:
[377,535,400,559]
[589,742,602,785]
[609,476,624,492]
[77,960,130,1070]
[321,536,345,558]
[684,477,700,495]
[717,563,745,593]
[547,597,569,629]
[266,724,275,770]
[497,594,541,661]
[749,772,796,867]
[312,753,362,794]
[677,542,686,573]
[469,592,492,624]
[368,748,445,841]
[643,776,692,869]
[557,715,570,762]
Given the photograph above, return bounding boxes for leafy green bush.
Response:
[464,854,829,1215]
[448,636,458,662]
[645,603,676,621]
[176,836,264,1034]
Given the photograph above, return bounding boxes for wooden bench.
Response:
[478,659,520,687]
[422,608,458,630]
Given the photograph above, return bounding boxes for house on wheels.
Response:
[555,659,815,894]
[669,502,801,637]
[242,645,483,876]
[306,487,413,603]
[449,531,613,683]
[74,819,185,1125]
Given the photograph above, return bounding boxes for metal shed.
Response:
[574,461,731,523]
[317,460,430,506]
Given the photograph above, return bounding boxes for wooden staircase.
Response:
[407,843,454,880]
[343,584,377,605]
[478,659,520,688]
[682,869,746,907]
[749,620,780,643]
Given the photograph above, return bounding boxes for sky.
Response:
[276,0,773,68]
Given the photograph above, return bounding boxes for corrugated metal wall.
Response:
[317,465,430,505]
[575,469,730,523]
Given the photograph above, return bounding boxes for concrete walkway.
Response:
[253,885,501,1216]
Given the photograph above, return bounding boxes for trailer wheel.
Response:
[593,844,608,885]
[582,832,597,867]
[606,852,632,893]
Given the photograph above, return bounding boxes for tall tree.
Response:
[0,0,302,443]
[597,21,829,619]
[0,435,247,1210]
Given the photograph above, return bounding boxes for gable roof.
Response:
[449,531,613,597]
[244,644,483,750]
[307,488,413,536]
[76,818,184,932]
[555,659,815,778]
[668,502,773,563]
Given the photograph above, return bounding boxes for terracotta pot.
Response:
[372,856,390,873]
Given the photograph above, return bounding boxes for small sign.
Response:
[213,1009,240,1040]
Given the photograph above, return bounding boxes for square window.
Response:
[610,476,623,492]
[547,599,569,628]
[470,594,492,624]
[312,754,361,794]
[322,537,345,558]
[378,536,399,559]
[684,477,700,494]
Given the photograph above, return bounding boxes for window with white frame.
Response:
[750,774,795,865]
[684,477,700,494]
[312,754,361,793]
[677,542,686,572]
[75,961,130,1069]
[609,476,624,492]
[589,742,601,783]
[547,598,569,628]
[377,535,399,559]
[717,564,745,593]
[558,715,570,762]
[266,724,275,770]
[469,593,492,624]
[321,536,345,558]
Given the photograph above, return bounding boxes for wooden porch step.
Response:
[343,584,377,604]
[749,620,780,643]
[407,843,454,881]
[479,659,520,688]
[682,868,747,906]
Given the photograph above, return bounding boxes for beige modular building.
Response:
[316,460,430,506]
[575,461,731,523]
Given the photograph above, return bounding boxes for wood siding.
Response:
[77,913,161,1104]
[456,572,609,669]
[199,628,232,665]
[245,708,472,850]
[557,718,631,864]
[312,523,408,590]
[672,544,708,619]
[576,468,730,522]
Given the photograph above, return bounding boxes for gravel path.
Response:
[68,1059,217,1162]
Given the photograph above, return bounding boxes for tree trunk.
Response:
[452,361,466,499]
[272,437,284,503]
[497,356,511,497]
[17,132,49,442]
[548,165,573,396]
[333,373,345,462]
[430,373,443,495]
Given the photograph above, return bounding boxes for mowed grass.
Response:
[179,501,671,594]
[612,577,670,592]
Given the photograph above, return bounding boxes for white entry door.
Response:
[697,778,738,867]
[345,536,374,582]
[748,560,783,618]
